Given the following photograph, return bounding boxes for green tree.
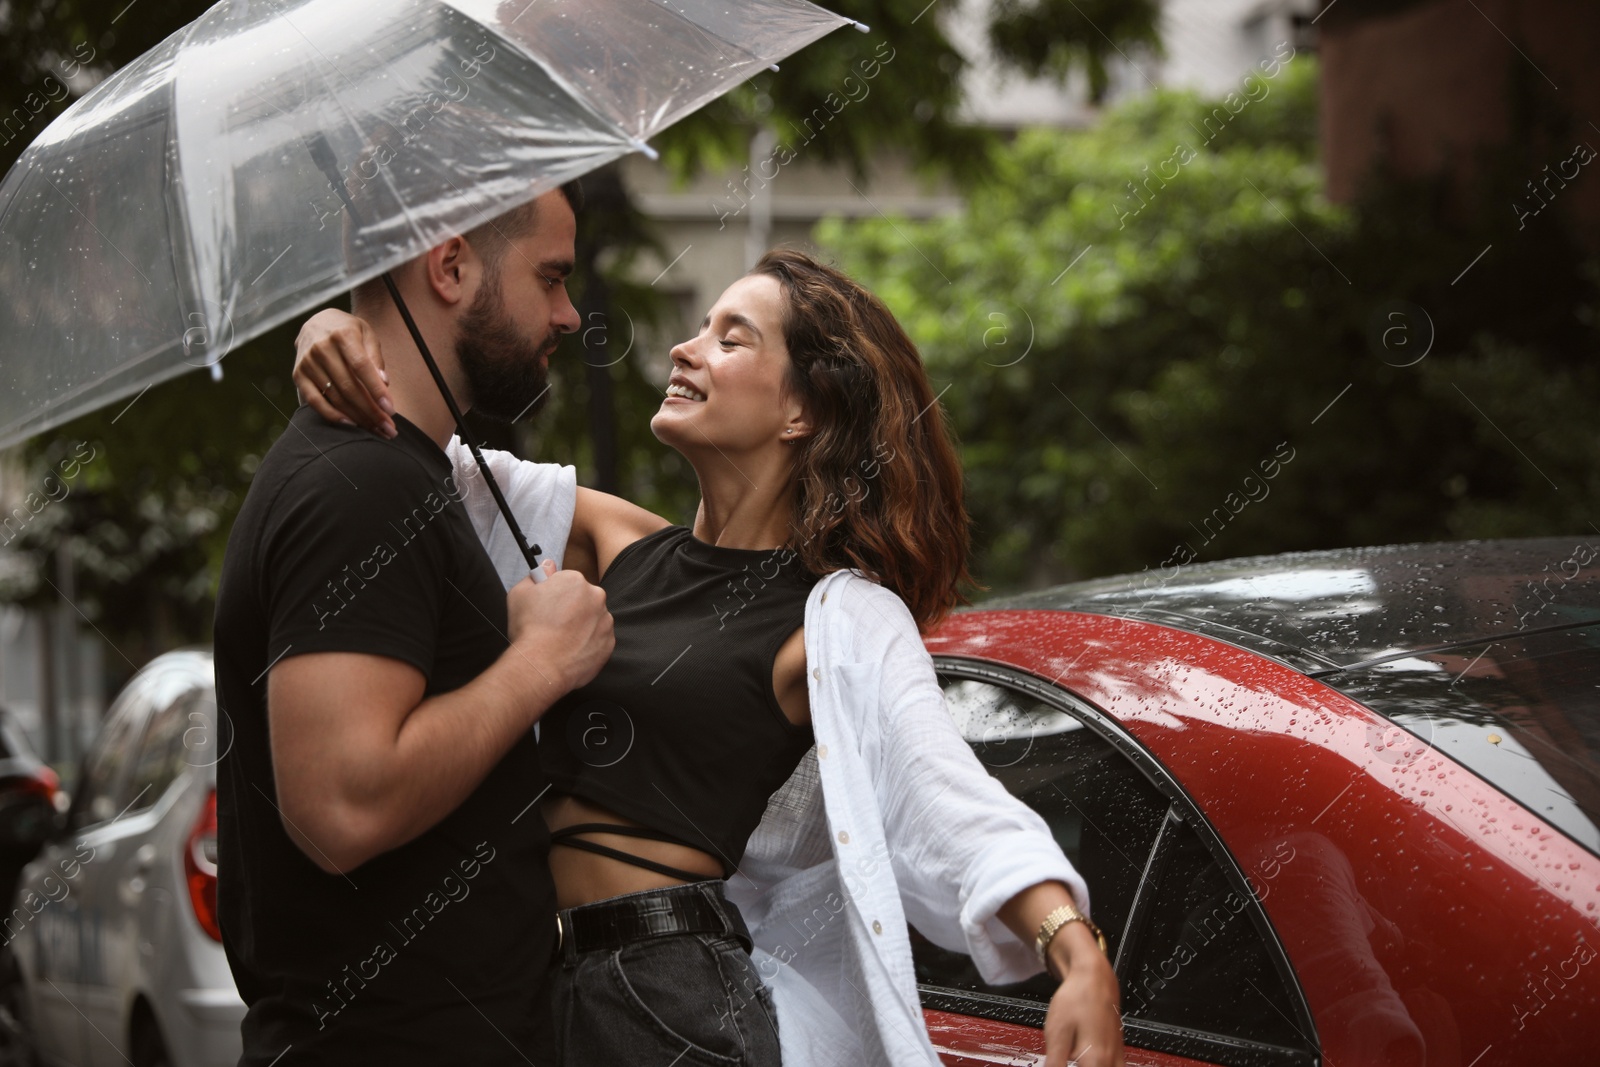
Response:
[987,0,1162,102]
[820,56,1599,590]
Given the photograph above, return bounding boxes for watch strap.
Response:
[1035,901,1108,975]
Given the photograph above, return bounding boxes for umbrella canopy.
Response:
[0,0,854,448]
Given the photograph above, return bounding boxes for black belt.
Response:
[555,880,753,964]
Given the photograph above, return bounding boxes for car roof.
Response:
[979,536,1600,673]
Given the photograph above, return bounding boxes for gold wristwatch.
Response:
[1035,902,1107,976]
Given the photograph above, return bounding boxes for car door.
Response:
[918,665,1319,1067]
[77,664,200,1067]
[23,674,153,1067]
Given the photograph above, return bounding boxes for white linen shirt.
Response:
[455,452,1092,1066]
[727,569,1091,1066]
[443,437,576,580]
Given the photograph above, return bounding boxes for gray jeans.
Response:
[549,884,782,1066]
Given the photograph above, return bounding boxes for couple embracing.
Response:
[213,181,1124,1067]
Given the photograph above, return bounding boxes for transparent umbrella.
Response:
[0,0,857,563]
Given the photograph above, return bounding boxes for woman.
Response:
[293,249,1124,1067]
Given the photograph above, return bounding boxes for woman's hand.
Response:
[293,309,397,438]
[1043,923,1125,1067]
[998,882,1126,1066]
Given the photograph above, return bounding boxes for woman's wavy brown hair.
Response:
[752,248,974,631]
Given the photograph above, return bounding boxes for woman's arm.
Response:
[293,308,396,437]
[836,580,1124,1067]
[293,309,670,583]
[998,882,1124,1067]
[566,487,671,583]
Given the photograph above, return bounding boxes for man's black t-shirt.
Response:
[213,408,555,1066]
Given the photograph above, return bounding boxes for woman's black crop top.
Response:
[539,526,817,877]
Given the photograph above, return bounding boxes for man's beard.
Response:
[455,279,555,424]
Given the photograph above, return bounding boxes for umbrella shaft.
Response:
[379,271,543,569]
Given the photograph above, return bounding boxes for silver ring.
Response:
[320,380,335,395]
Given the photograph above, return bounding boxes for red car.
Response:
[915,537,1599,1067]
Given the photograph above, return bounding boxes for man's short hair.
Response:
[351,178,583,311]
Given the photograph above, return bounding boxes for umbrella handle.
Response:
[304,136,544,573]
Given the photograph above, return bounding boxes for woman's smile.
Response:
[663,376,707,403]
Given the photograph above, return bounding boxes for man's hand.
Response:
[293,309,397,438]
[505,560,615,696]
[269,564,613,874]
[1043,923,1125,1067]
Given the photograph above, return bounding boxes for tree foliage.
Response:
[987,0,1162,102]
[656,0,987,183]
[820,56,1600,590]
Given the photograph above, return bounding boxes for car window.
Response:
[1319,625,1600,855]
[71,686,152,831]
[947,678,1167,961]
[912,677,1167,1001]
[916,673,1313,1066]
[1122,811,1303,1047]
[124,687,204,813]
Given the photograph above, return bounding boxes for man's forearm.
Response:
[282,644,565,873]
[382,644,565,839]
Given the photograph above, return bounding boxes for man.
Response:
[213,183,611,1066]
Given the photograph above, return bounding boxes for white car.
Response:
[8,650,243,1067]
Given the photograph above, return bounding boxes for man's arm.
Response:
[289,312,669,585]
[269,564,612,874]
